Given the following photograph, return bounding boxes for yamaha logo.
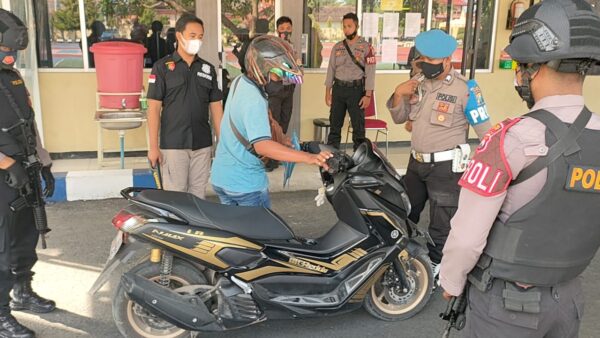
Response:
[391,230,399,239]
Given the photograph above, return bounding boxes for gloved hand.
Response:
[5,161,28,189]
[314,186,326,207]
[41,165,55,197]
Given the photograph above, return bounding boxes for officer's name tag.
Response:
[464,79,490,126]
[197,72,212,81]
[566,165,600,193]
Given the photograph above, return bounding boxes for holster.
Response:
[467,254,494,292]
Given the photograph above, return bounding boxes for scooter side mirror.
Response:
[349,175,382,189]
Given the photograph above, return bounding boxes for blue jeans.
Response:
[212,185,271,208]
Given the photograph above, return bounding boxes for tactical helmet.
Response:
[505,0,600,73]
[0,9,28,50]
[244,35,303,86]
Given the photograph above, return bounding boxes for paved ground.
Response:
[15,191,600,338]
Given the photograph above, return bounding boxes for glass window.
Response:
[35,1,195,69]
[303,0,358,69]
[221,0,277,78]
[430,0,496,69]
[360,0,428,70]
[35,0,84,68]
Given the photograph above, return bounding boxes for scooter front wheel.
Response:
[363,253,433,321]
[112,259,207,338]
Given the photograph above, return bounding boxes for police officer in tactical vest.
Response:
[440,0,600,336]
[0,9,56,338]
[387,29,492,282]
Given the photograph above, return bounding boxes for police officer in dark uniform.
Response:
[147,14,223,199]
[440,1,600,336]
[0,9,56,338]
[325,12,376,150]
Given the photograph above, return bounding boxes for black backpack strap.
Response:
[342,39,365,73]
[512,107,591,185]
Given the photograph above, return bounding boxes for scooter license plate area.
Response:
[108,230,124,261]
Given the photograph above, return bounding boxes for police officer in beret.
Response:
[387,29,492,282]
[325,12,376,150]
[440,0,600,335]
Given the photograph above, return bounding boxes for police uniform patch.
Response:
[165,61,175,71]
[436,93,457,104]
[202,63,211,74]
[566,165,600,193]
[437,102,450,113]
[437,114,446,122]
[464,79,490,126]
[197,71,212,81]
[11,79,23,86]
[148,74,156,84]
[365,46,376,65]
[459,118,522,196]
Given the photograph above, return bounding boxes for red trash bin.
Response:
[90,41,147,109]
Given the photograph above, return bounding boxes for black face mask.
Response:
[278,31,291,42]
[265,80,284,97]
[420,61,445,79]
[345,31,357,40]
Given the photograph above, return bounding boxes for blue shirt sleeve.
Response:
[244,95,272,144]
[464,79,491,126]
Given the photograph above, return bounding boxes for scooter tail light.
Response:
[112,210,147,232]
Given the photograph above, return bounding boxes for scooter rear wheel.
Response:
[112,259,207,338]
[363,253,433,321]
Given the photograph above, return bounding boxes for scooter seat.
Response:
[135,190,295,241]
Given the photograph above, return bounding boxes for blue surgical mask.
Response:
[0,50,17,67]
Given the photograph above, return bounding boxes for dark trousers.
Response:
[466,278,583,337]
[327,84,365,150]
[0,176,38,308]
[268,85,295,134]
[403,157,460,264]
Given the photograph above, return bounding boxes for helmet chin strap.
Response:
[517,63,541,109]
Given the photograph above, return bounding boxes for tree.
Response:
[52,0,80,40]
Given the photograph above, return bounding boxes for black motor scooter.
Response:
[90,140,434,338]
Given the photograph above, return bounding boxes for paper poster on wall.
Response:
[381,0,406,11]
[361,13,379,38]
[404,13,422,38]
[383,13,399,38]
[381,39,398,63]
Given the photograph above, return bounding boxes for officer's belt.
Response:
[411,149,454,163]
[334,78,364,88]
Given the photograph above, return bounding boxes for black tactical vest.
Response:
[479,108,600,287]
[0,68,35,157]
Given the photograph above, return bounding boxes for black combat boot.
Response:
[10,282,55,314]
[0,309,34,338]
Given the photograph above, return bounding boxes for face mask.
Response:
[420,61,445,79]
[265,80,284,96]
[514,72,536,109]
[278,31,291,42]
[182,37,202,55]
[0,50,17,67]
[345,31,357,40]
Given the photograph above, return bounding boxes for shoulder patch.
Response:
[459,118,522,196]
[365,45,376,65]
[464,80,490,125]
[165,60,175,71]
[148,74,157,84]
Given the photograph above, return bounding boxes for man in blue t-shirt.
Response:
[211,35,331,208]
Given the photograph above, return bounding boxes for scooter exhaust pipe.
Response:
[121,272,223,332]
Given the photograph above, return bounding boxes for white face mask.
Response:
[182,37,202,55]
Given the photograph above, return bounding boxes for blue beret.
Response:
[415,29,457,59]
